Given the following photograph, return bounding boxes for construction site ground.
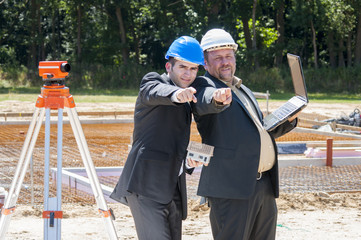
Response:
[1,100,361,239]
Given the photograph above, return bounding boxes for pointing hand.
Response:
[213,88,232,105]
[176,87,197,103]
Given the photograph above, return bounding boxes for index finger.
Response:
[187,87,197,94]
[192,95,197,103]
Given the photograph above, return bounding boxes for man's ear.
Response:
[203,61,208,71]
[165,62,172,73]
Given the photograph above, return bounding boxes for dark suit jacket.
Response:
[190,72,297,199]
[110,72,194,219]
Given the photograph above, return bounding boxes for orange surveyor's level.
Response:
[38,61,70,80]
[35,85,75,110]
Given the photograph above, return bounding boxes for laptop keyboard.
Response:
[272,100,298,119]
[276,96,304,117]
[264,96,306,130]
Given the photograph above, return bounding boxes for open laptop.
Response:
[263,53,308,131]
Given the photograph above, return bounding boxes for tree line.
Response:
[1,0,361,93]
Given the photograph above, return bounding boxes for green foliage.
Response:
[240,67,285,93]
[0,65,28,88]
[235,64,361,94]
[323,0,356,35]
[67,62,155,90]
[0,46,19,67]
[1,0,361,94]
[305,65,361,93]
[1,62,361,95]
[236,18,277,45]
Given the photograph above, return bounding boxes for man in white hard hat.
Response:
[110,36,231,240]
[190,29,298,240]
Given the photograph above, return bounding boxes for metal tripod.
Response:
[0,85,118,239]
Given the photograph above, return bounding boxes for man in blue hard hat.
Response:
[110,36,232,240]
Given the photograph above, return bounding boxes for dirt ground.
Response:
[1,99,361,119]
[1,99,361,239]
[4,192,361,239]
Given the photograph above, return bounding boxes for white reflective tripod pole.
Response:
[66,107,118,239]
[43,108,63,239]
[0,107,46,240]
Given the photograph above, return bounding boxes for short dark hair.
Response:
[168,57,176,65]
[167,57,177,70]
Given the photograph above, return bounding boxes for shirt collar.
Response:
[220,76,242,88]
[163,73,177,87]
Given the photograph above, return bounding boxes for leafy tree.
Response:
[1,0,361,92]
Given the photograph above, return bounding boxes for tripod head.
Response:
[39,61,71,86]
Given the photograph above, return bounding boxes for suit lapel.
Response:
[160,73,173,85]
[162,73,192,122]
[239,85,263,121]
[215,80,255,122]
[212,78,263,123]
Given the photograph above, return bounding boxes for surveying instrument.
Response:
[0,61,118,239]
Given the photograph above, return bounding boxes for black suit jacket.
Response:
[110,72,194,219]
[191,72,296,199]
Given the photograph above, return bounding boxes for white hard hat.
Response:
[201,28,238,52]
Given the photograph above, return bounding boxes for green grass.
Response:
[1,87,360,103]
[269,92,361,103]
[0,87,139,103]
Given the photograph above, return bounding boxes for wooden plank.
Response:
[305,140,361,148]
[253,91,270,99]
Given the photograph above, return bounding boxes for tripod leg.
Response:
[66,107,118,240]
[55,109,63,239]
[43,108,51,239]
[43,108,63,240]
[0,107,45,240]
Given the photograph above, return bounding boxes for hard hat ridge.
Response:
[165,36,204,66]
[201,28,238,52]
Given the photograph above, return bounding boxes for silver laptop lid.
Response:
[287,53,308,101]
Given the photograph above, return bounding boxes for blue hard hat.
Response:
[165,36,204,66]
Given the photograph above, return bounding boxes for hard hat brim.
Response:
[204,44,238,52]
[173,57,200,66]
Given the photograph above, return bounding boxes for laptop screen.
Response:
[287,54,308,100]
